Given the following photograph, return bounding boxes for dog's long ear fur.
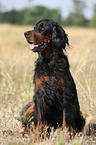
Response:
[52,22,69,51]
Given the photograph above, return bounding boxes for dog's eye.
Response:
[39,24,44,32]
[41,27,44,31]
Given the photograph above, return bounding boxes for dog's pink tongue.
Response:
[30,44,38,50]
[30,45,34,50]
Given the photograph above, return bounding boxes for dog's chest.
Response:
[35,58,54,77]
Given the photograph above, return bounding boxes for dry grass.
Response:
[0,24,96,144]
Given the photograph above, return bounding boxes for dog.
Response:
[21,19,85,136]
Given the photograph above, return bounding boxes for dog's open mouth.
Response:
[30,41,46,52]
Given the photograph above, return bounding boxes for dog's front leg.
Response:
[63,109,69,130]
[21,102,35,136]
[63,109,66,130]
[35,110,43,138]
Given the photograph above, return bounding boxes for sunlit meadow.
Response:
[0,24,96,144]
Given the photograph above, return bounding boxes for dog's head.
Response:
[24,19,69,53]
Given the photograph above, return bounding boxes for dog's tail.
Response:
[85,116,96,136]
[86,123,96,136]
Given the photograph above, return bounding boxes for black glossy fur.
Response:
[21,19,85,134]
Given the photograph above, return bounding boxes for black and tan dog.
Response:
[21,19,85,136]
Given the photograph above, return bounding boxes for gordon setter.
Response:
[21,19,85,136]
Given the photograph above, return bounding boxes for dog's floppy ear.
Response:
[52,22,69,51]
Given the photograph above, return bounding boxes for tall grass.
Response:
[0,24,96,144]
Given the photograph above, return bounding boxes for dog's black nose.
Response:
[24,31,30,37]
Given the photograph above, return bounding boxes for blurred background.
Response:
[0,0,96,27]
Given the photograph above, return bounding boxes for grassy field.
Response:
[0,24,96,145]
